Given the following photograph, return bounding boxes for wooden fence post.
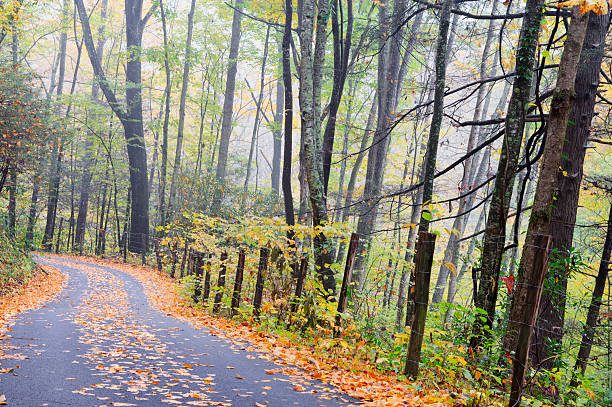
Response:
[55,217,64,254]
[404,231,437,379]
[253,247,269,317]
[212,251,228,313]
[290,257,309,314]
[202,254,212,301]
[335,233,359,333]
[231,249,246,317]
[509,234,552,407]
[192,252,205,303]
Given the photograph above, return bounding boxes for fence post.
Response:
[192,252,204,303]
[404,231,437,378]
[335,233,359,332]
[212,252,228,313]
[253,247,269,317]
[509,234,552,407]
[202,254,212,301]
[231,249,246,317]
[290,257,309,314]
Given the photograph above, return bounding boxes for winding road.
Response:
[0,256,358,407]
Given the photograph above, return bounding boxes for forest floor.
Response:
[0,255,458,406]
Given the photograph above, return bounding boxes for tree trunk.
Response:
[211,0,244,212]
[471,0,545,348]
[321,0,353,193]
[244,25,270,195]
[158,0,171,228]
[75,0,108,252]
[534,10,610,368]
[168,0,197,216]
[42,0,69,250]
[298,0,336,294]
[271,40,284,196]
[281,0,296,233]
[431,0,500,303]
[503,7,589,354]
[352,1,421,286]
[570,203,612,387]
[75,0,151,253]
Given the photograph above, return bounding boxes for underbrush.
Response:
[0,231,35,294]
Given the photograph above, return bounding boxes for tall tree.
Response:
[352,2,422,285]
[244,25,270,195]
[74,0,109,252]
[471,0,546,347]
[431,0,500,303]
[211,0,244,213]
[75,0,154,253]
[503,6,590,353]
[271,40,283,196]
[321,0,353,192]
[168,0,197,216]
[570,197,612,387]
[281,0,295,232]
[298,0,336,294]
[41,0,70,250]
[157,0,171,228]
[532,10,611,367]
[7,23,18,237]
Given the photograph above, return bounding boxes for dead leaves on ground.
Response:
[45,254,458,406]
[0,264,65,335]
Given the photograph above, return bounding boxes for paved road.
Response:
[0,256,358,407]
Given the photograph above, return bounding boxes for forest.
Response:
[0,0,611,406]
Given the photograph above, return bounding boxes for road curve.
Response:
[0,256,358,407]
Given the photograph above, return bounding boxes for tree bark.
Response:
[298,0,336,294]
[352,1,421,286]
[42,0,69,250]
[271,40,284,196]
[75,0,109,253]
[244,25,270,195]
[471,0,545,348]
[322,0,353,193]
[281,0,296,232]
[211,0,244,212]
[503,7,589,354]
[533,10,610,368]
[431,0,500,303]
[158,0,171,228]
[168,0,197,216]
[75,0,151,253]
[570,203,612,387]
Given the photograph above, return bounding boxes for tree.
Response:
[298,0,336,294]
[281,0,295,234]
[75,0,109,253]
[168,0,197,216]
[75,0,154,253]
[352,2,422,286]
[211,0,244,213]
[503,6,590,354]
[471,0,546,348]
[532,10,611,367]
